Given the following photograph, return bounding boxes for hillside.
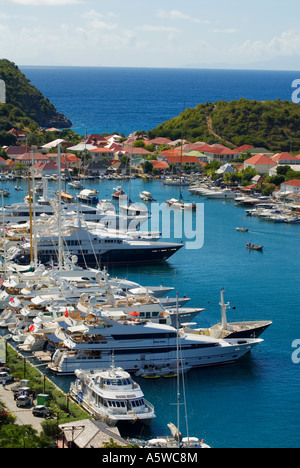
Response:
[147,98,300,152]
[0,59,72,129]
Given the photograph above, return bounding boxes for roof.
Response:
[8,128,25,137]
[148,137,173,145]
[59,419,127,449]
[236,144,254,152]
[89,147,114,154]
[47,153,80,163]
[152,160,169,170]
[68,143,98,151]
[34,161,58,171]
[164,155,203,164]
[245,154,276,165]
[15,153,49,161]
[5,146,29,156]
[42,139,71,149]
[281,180,300,188]
[272,152,299,162]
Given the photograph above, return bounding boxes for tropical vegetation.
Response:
[147,98,300,153]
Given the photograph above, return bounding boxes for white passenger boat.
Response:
[48,313,263,375]
[139,191,156,202]
[70,364,156,426]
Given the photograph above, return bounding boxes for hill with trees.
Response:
[147,98,300,152]
[0,59,72,130]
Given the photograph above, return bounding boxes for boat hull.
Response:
[13,243,183,267]
[48,338,263,376]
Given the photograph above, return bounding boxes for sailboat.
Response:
[142,294,211,449]
[165,143,196,211]
[119,139,149,217]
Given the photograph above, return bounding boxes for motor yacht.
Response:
[70,364,156,427]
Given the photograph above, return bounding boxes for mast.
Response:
[57,144,63,270]
[1,193,6,279]
[220,288,230,331]
[31,152,37,269]
[176,291,180,449]
[28,157,33,264]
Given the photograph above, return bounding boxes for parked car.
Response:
[16,395,32,407]
[32,405,53,418]
[0,372,14,383]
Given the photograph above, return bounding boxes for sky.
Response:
[0,0,299,70]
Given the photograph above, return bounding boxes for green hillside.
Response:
[0,59,72,130]
[148,98,300,152]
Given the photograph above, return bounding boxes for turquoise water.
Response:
[2,177,300,448]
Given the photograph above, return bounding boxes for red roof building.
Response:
[244,154,276,174]
[272,153,300,165]
[15,153,50,165]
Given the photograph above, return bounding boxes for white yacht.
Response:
[48,313,263,375]
[70,364,156,427]
[139,191,156,202]
[165,198,196,211]
[10,223,183,268]
[204,188,237,200]
[77,189,99,205]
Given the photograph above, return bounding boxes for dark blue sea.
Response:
[6,67,300,448]
[21,67,299,136]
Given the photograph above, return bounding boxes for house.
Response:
[185,150,208,163]
[88,147,115,161]
[8,128,26,143]
[216,163,235,175]
[194,144,241,162]
[86,160,111,175]
[15,152,50,166]
[5,146,29,160]
[242,147,274,157]
[124,147,153,158]
[271,152,300,165]
[86,134,107,147]
[109,160,128,175]
[68,143,98,152]
[151,160,169,171]
[34,160,60,176]
[162,154,204,167]
[41,139,72,152]
[148,137,173,148]
[244,154,276,174]
[47,153,81,169]
[280,179,300,194]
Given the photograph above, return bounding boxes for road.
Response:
[0,382,43,433]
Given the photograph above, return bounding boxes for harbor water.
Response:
[1,177,300,448]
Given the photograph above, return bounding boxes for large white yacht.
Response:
[48,313,263,375]
[10,223,183,268]
[70,364,156,427]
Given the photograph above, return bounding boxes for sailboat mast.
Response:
[176,292,180,449]
[57,144,63,270]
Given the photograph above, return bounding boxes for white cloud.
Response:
[157,9,210,24]
[210,28,238,34]
[135,25,179,33]
[232,31,300,58]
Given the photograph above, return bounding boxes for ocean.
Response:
[20,67,300,136]
[5,67,300,448]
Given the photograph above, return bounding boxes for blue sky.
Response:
[0,0,299,69]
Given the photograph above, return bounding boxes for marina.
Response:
[0,171,299,448]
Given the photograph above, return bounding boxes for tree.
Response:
[0,424,53,448]
[143,160,153,174]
